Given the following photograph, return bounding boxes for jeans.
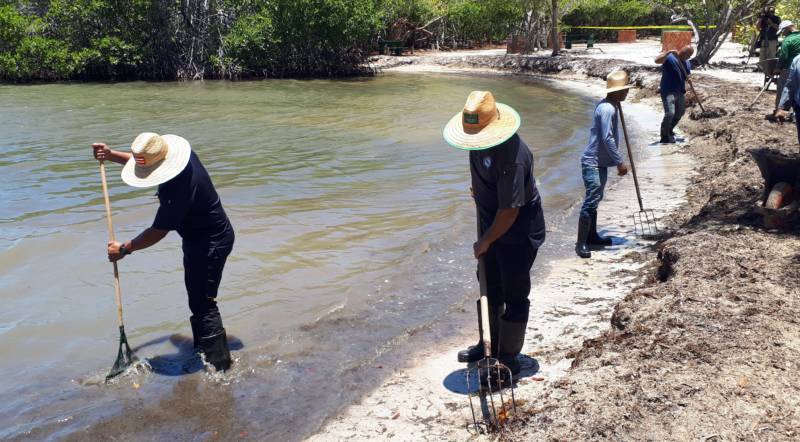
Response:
[580,165,608,219]
[777,69,790,109]
[794,104,800,144]
[481,242,538,324]
[183,231,234,336]
[661,92,686,139]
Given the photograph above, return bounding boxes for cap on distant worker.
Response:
[778,20,794,34]
[605,70,633,94]
[443,91,521,150]
[121,132,192,188]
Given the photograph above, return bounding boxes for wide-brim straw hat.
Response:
[443,91,521,151]
[121,133,192,188]
[606,70,633,93]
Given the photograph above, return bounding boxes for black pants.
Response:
[483,242,538,324]
[183,232,234,336]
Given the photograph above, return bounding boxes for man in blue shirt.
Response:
[576,70,630,259]
[655,46,694,144]
[774,54,800,143]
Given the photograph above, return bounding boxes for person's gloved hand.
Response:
[108,241,126,262]
[93,143,110,161]
[774,109,790,124]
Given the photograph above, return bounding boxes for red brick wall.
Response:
[547,32,565,50]
[617,30,637,43]
[662,31,693,52]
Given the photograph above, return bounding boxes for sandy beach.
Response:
[310,40,800,440]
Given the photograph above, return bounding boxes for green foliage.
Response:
[1,0,611,81]
[447,0,523,43]
[565,0,669,27]
[776,0,800,23]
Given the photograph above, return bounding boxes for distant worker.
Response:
[757,6,781,63]
[655,45,694,144]
[92,133,235,372]
[575,71,630,259]
[444,91,546,377]
[774,53,800,143]
[776,21,800,109]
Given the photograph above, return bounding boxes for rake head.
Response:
[107,325,138,380]
[632,209,658,237]
[465,357,516,434]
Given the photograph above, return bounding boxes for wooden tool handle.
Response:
[616,103,645,211]
[99,162,125,328]
[676,60,705,112]
[475,207,492,357]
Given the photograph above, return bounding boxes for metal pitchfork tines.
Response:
[465,211,516,433]
[617,103,658,236]
[465,329,516,433]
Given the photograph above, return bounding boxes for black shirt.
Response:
[469,134,546,248]
[759,13,781,42]
[152,152,233,245]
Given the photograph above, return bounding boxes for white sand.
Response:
[308,62,697,440]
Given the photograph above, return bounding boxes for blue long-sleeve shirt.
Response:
[778,54,800,110]
[581,99,624,168]
[660,53,691,95]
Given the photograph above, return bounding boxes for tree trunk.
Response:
[551,0,559,56]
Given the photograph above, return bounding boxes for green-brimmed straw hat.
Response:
[443,91,521,150]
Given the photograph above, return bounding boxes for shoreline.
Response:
[308,43,800,440]
[309,53,698,440]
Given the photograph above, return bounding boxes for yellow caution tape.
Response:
[570,25,717,30]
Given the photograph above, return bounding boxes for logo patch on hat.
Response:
[463,113,480,125]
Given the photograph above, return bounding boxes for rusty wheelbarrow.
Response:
[748,148,800,229]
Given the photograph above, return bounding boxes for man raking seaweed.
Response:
[93,133,235,373]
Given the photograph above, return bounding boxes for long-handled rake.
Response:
[676,60,706,114]
[617,104,658,236]
[465,213,516,433]
[99,161,137,380]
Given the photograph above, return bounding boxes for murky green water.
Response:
[0,73,595,439]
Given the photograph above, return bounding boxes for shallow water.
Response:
[0,73,595,439]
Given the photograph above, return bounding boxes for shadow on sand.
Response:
[442,354,540,395]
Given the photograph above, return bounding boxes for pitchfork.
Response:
[617,103,658,236]
[465,211,516,433]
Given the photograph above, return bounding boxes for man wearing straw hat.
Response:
[575,70,631,259]
[444,91,546,375]
[92,133,234,371]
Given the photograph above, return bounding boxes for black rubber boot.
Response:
[457,301,501,363]
[497,317,526,375]
[575,215,592,259]
[189,315,203,351]
[198,330,232,372]
[587,210,613,246]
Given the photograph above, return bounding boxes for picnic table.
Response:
[565,33,596,49]
[379,40,405,56]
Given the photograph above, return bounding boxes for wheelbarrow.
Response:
[748,148,800,229]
